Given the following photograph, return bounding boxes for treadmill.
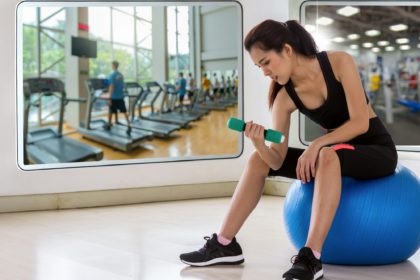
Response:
[119,82,181,138]
[163,82,208,119]
[138,81,192,128]
[23,78,103,164]
[78,79,153,152]
[195,89,228,111]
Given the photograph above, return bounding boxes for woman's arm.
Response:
[312,52,369,149]
[252,87,296,170]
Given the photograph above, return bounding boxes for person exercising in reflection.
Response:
[105,61,132,136]
[176,72,187,113]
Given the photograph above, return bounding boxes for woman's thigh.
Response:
[267,144,397,180]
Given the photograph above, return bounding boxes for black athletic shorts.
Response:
[109,99,127,113]
[268,117,398,180]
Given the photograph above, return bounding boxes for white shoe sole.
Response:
[181,254,244,267]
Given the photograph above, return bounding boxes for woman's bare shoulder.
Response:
[326,51,354,67]
[273,86,297,114]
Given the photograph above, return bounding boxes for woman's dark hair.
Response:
[244,20,318,109]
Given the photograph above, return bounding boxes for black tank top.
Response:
[284,51,369,130]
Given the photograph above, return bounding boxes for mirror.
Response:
[17,1,243,170]
[300,1,420,152]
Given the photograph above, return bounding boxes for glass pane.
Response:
[89,41,112,79]
[89,7,111,41]
[167,28,176,55]
[136,6,152,21]
[177,6,189,35]
[114,6,134,15]
[22,7,37,25]
[137,49,152,82]
[40,7,62,21]
[113,45,136,81]
[167,6,176,33]
[136,20,152,49]
[112,9,134,45]
[18,1,242,168]
[40,31,65,77]
[28,95,60,127]
[41,8,65,29]
[178,33,189,55]
[23,26,38,78]
[302,3,420,147]
[42,60,65,79]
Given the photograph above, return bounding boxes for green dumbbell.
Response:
[227,117,285,144]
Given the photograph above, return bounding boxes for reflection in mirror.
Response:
[17,2,243,169]
[301,2,420,151]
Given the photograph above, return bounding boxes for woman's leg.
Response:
[218,151,270,240]
[305,147,342,253]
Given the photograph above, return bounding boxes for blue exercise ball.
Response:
[283,165,420,265]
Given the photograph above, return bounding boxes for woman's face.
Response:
[249,45,292,85]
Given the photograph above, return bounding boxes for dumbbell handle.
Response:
[227,117,285,144]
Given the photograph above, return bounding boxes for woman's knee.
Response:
[317,147,339,168]
[248,151,270,175]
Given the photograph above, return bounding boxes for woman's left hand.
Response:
[296,141,322,183]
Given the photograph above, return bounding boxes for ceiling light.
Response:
[400,45,410,50]
[372,47,380,53]
[350,44,359,50]
[365,30,381,37]
[390,24,408,32]
[377,41,390,46]
[396,38,409,44]
[316,17,334,26]
[385,46,395,51]
[337,6,360,17]
[304,24,316,32]
[362,42,374,48]
[332,37,345,43]
[347,34,360,40]
[418,44,420,49]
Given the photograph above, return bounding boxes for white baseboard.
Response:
[0,179,292,213]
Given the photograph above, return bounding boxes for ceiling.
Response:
[303,5,420,50]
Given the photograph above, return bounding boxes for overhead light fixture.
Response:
[390,24,408,32]
[312,33,330,50]
[377,41,390,46]
[350,44,359,50]
[396,38,409,44]
[305,24,316,32]
[418,43,420,49]
[365,30,381,37]
[362,42,374,48]
[347,34,360,40]
[372,47,380,53]
[385,46,395,51]
[400,45,410,50]
[332,37,345,43]
[316,17,334,26]
[337,6,360,17]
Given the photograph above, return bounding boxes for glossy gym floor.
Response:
[0,196,418,280]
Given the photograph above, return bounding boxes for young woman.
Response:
[180,19,398,280]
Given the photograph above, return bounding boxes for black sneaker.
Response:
[180,233,244,267]
[103,123,112,131]
[126,126,132,136]
[283,247,323,280]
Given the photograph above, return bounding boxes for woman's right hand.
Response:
[244,121,266,150]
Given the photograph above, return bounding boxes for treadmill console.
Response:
[88,78,109,91]
[24,78,65,96]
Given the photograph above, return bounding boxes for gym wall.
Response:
[2,0,419,205]
[0,0,295,199]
